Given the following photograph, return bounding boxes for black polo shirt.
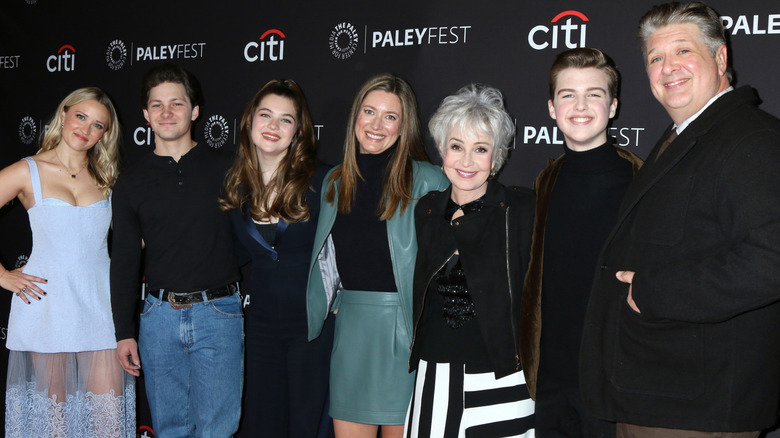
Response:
[110,144,239,341]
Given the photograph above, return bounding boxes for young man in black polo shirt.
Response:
[110,63,242,436]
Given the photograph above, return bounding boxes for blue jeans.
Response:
[139,291,244,437]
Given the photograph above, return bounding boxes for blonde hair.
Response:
[39,87,120,196]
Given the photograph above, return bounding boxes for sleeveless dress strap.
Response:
[23,157,43,204]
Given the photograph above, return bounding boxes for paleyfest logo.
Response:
[721,13,780,35]
[330,22,358,59]
[106,39,128,70]
[528,10,588,50]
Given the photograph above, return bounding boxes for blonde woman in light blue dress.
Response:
[0,87,135,437]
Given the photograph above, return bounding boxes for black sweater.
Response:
[539,141,633,383]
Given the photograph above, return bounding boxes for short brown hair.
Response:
[549,48,620,100]
[140,63,202,108]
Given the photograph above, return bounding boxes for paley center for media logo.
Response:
[106,39,128,70]
[47,45,76,72]
[244,29,286,62]
[328,22,471,59]
[330,22,359,59]
[528,10,588,50]
[19,116,37,145]
[204,115,230,148]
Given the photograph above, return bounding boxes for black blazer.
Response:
[580,87,780,431]
[410,181,535,379]
[229,162,331,332]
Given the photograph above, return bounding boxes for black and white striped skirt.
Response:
[405,359,535,437]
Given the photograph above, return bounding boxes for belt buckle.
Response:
[168,292,193,310]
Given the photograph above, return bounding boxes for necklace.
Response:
[54,149,88,179]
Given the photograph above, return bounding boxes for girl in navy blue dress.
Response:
[221,79,333,438]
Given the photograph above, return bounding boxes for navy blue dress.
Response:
[231,162,335,438]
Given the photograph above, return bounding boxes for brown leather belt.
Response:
[148,284,237,310]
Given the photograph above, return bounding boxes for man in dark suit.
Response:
[580,2,780,437]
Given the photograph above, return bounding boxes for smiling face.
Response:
[645,23,728,125]
[442,125,493,205]
[548,67,617,152]
[354,90,402,154]
[250,93,298,162]
[143,81,199,144]
[60,99,109,152]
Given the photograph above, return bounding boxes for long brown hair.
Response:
[39,87,120,197]
[221,79,317,222]
[325,72,429,220]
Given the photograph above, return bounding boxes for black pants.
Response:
[238,315,335,438]
[535,378,616,438]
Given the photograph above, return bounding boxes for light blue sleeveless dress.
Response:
[4,157,135,437]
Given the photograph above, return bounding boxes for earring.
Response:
[489,167,496,179]
[440,166,446,175]
[61,122,64,129]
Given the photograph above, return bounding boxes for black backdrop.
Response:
[1,1,779,436]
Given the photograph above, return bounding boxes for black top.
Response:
[540,140,633,383]
[110,144,239,341]
[254,222,277,247]
[411,181,536,378]
[416,195,492,369]
[331,146,397,292]
[229,162,331,335]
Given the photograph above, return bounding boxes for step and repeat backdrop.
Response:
[1,0,779,436]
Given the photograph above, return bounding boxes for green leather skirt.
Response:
[329,289,415,424]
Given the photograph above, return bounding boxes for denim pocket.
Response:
[140,296,159,317]
[206,293,243,318]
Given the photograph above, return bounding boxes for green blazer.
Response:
[306,161,448,341]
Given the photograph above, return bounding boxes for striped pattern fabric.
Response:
[405,360,536,437]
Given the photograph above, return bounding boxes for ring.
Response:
[15,292,20,296]
[20,287,27,294]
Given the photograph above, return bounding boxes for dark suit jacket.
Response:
[580,86,780,431]
[230,162,331,334]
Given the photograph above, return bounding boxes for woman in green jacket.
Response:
[306,72,448,438]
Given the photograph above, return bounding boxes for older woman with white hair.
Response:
[405,84,536,437]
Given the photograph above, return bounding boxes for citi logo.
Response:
[47,45,76,72]
[244,29,285,62]
[134,122,153,146]
[528,11,588,50]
